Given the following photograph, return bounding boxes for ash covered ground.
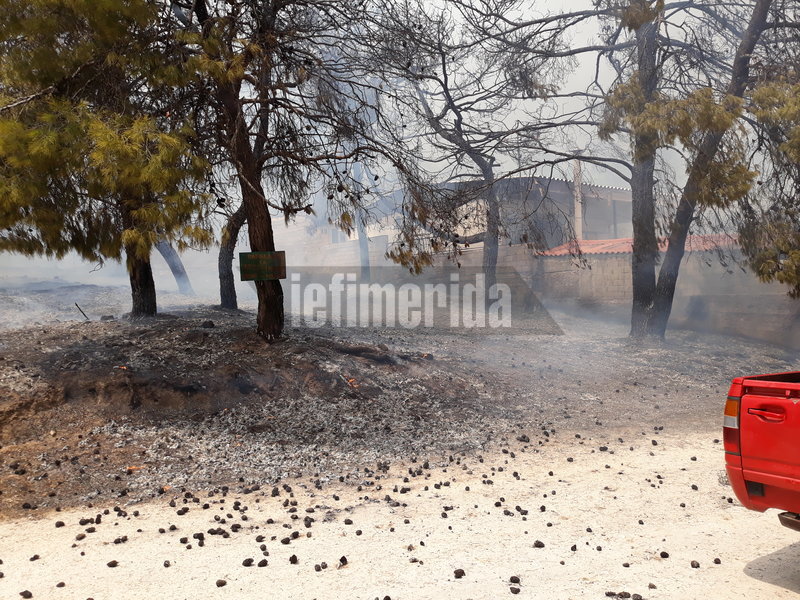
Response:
[0,279,793,516]
[1,280,799,600]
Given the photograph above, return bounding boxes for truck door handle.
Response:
[748,407,786,422]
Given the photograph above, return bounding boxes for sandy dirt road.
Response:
[1,425,799,600]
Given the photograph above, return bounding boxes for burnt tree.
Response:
[449,0,795,338]
[172,0,433,339]
[368,1,566,291]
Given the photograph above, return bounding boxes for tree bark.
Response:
[356,208,371,282]
[629,157,658,337]
[218,203,247,309]
[155,240,195,296]
[194,0,283,339]
[218,81,283,340]
[120,196,157,319]
[466,158,499,301]
[126,246,157,318]
[645,0,772,338]
[483,189,500,296]
[352,164,371,281]
[629,16,660,339]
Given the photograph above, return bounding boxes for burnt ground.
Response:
[0,281,795,521]
[3,281,800,599]
[0,309,504,517]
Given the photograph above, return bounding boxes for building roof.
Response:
[543,234,737,257]
[363,175,631,216]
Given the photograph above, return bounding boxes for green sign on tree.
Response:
[239,251,287,281]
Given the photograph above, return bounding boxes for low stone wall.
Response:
[439,245,800,349]
[670,293,800,350]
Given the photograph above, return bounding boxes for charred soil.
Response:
[0,282,795,523]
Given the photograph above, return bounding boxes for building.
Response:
[273,170,632,267]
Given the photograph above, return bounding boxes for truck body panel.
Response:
[725,372,800,516]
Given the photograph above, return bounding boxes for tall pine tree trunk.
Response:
[121,199,157,319]
[629,157,658,337]
[629,16,660,339]
[483,191,500,296]
[195,2,283,340]
[645,0,772,338]
[155,240,194,296]
[126,246,157,318]
[352,164,371,281]
[218,203,247,309]
[218,82,283,340]
[356,208,371,282]
[471,161,499,300]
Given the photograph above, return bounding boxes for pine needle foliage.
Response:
[739,81,800,296]
[0,0,212,266]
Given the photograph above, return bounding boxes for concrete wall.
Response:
[669,255,800,348]
[438,244,800,349]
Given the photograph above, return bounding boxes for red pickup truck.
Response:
[725,372,800,531]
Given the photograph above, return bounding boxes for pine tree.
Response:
[0,0,212,317]
[739,80,800,295]
[172,1,431,339]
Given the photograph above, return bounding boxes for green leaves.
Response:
[601,80,755,208]
[0,0,213,265]
[604,83,744,150]
[738,81,800,297]
[619,0,665,31]
[752,82,800,161]
[740,214,800,298]
[0,0,156,90]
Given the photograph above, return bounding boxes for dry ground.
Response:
[0,280,799,599]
